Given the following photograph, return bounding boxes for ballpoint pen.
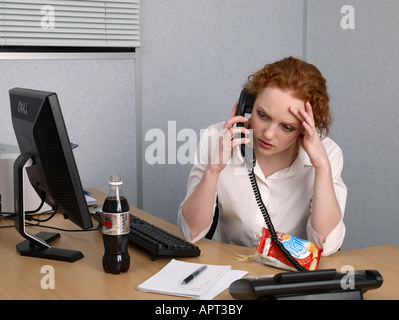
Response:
[181,265,207,285]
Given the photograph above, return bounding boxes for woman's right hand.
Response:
[208,102,250,173]
[181,103,250,238]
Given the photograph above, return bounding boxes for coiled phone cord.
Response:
[248,168,307,272]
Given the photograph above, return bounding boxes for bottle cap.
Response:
[109,175,123,186]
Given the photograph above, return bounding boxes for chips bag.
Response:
[255,227,322,272]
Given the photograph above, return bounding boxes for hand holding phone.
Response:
[208,101,250,173]
[236,90,256,168]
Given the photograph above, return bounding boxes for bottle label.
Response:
[102,212,130,235]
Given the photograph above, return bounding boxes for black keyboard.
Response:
[129,215,200,261]
[92,211,200,261]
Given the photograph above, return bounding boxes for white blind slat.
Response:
[0,0,140,48]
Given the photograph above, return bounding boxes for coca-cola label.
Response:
[102,212,130,235]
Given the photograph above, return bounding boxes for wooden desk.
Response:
[0,188,398,300]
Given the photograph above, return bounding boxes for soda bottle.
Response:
[102,175,130,274]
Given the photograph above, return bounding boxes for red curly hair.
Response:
[243,56,332,136]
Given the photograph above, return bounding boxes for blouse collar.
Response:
[252,146,313,182]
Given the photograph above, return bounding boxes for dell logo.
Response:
[18,101,29,115]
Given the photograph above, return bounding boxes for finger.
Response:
[219,127,249,144]
[305,101,314,118]
[302,120,314,137]
[289,106,305,122]
[299,108,315,127]
[229,102,239,119]
[223,115,248,129]
[230,127,250,137]
[301,102,315,125]
[231,137,250,148]
[302,120,311,131]
[219,131,233,161]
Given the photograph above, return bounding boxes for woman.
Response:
[178,56,347,256]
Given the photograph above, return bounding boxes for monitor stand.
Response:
[13,154,84,262]
[16,231,83,262]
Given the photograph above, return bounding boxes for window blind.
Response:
[0,0,140,48]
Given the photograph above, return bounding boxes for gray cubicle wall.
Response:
[306,0,399,249]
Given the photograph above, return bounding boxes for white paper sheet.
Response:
[137,259,248,300]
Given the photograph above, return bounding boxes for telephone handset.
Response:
[236,90,256,169]
[236,89,307,272]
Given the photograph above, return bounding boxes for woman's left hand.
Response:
[289,102,329,169]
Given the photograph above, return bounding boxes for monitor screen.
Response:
[8,87,93,261]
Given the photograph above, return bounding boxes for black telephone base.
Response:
[272,289,363,300]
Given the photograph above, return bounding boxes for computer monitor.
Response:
[8,87,93,262]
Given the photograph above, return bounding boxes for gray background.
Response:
[1,0,397,250]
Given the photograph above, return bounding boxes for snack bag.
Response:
[255,227,322,272]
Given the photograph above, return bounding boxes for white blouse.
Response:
[178,122,347,256]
